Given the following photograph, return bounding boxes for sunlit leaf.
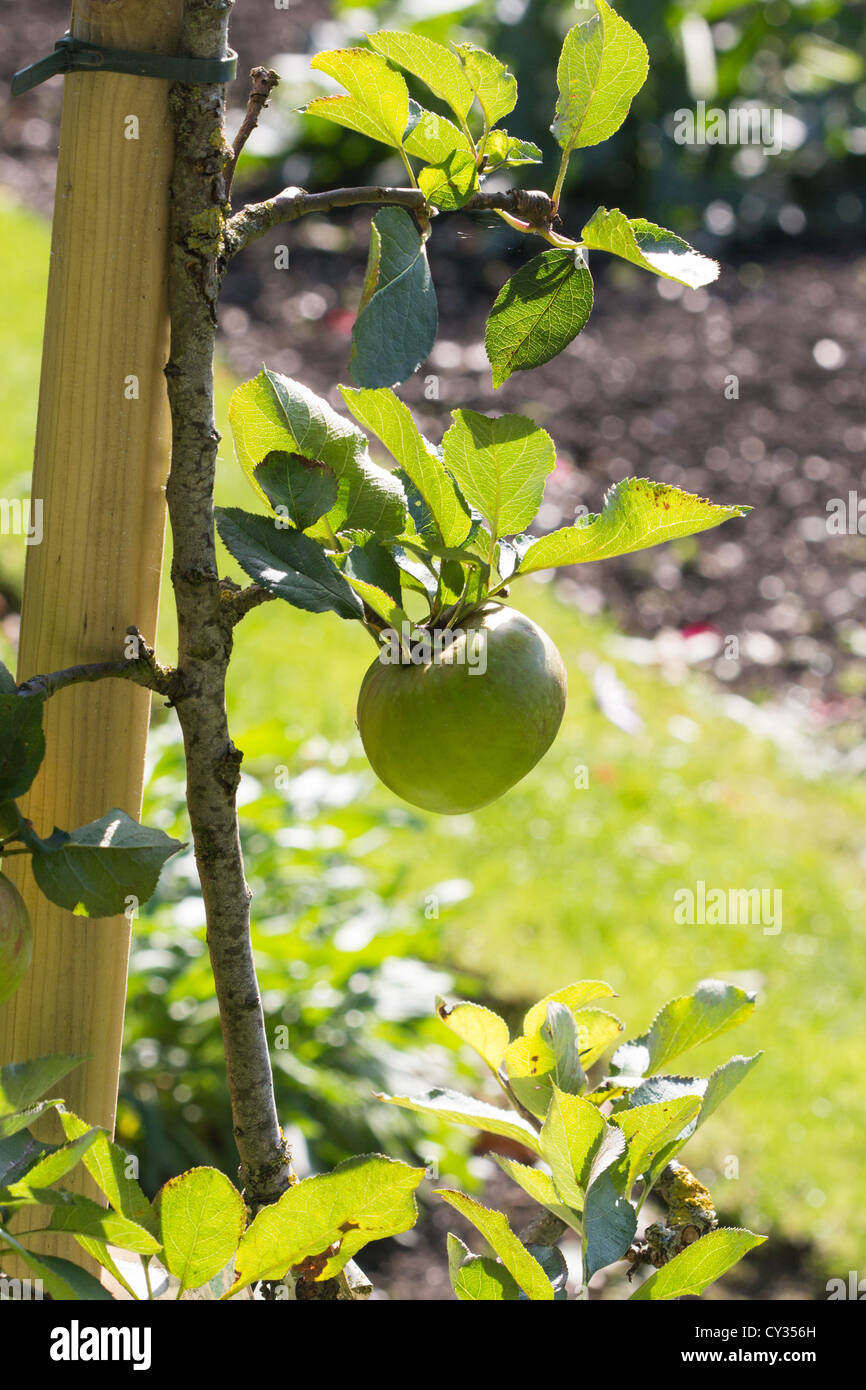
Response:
[485,250,593,387]
[582,207,719,289]
[630,1228,766,1301]
[518,481,749,575]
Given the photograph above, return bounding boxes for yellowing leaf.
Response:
[228,1155,423,1294]
[524,980,616,1035]
[519,479,749,574]
[157,1167,246,1296]
[436,998,510,1072]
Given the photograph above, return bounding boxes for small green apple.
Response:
[0,872,32,1006]
[357,603,567,814]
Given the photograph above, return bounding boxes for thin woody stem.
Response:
[16,629,178,701]
[224,582,279,624]
[225,65,280,199]
[224,184,556,258]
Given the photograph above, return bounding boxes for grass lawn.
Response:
[2,194,864,1272]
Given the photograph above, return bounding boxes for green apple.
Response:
[0,872,32,1007]
[357,603,567,814]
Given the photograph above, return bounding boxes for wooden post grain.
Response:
[0,0,182,1264]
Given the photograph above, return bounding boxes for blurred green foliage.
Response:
[237,0,866,246]
[122,719,478,1192]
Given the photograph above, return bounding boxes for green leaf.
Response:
[47,1193,161,1256]
[350,209,438,389]
[497,535,536,583]
[484,131,542,169]
[524,981,617,1036]
[368,32,475,123]
[611,1096,702,1197]
[0,693,45,802]
[156,1166,246,1296]
[455,44,517,126]
[573,1009,625,1067]
[0,1128,38,1184]
[436,998,510,1074]
[228,1154,424,1294]
[340,387,470,548]
[391,541,436,598]
[0,1131,50,1186]
[539,1088,611,1207]
[307,48,409,150]
[552,1,648,155]
[215,509,364,620]
[586,1119,631,1190]
[0,1229,114,1300]
[503,1005,590,1119]
[0,1055,83,1118]
[338,533,409,628]
[29,809,182,920]
[418,157,478,213]
[543,1003,588,1094]
[378,1086,541,1154]
[447,1231,471,1289]
[0,1105,62,1143]
[0,1128,101,1199]
[396,534,490,585]
[502,1033,559,1119]
[626,1073,705,1116]
[453,1253,522,1300]
[527,1243,569,1299]
[442,410,556,541]
[0,660,16,695]
[253,451,338,531]
[610,980,757,1081]
[628,1054,762,1173]
[229,370,407,538]
[403,109,479,211]
[435,1190,554,1300]
[583,1169,637,1280]
[630,1228,766,1301]
[582,207,720,289]
[518,480,750,575]
[485,249,593,387]
[339,532,404,605]
[698,1052,762,1129]
[69,1236,138,1299]
[58,1110,157,1236]
[493,1155,582,1234]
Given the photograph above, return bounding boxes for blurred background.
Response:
[1,0,865,1299]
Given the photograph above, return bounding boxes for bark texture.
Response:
[164,0,291,1209]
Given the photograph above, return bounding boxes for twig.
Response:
[224,583,278,625]
[224,184,556,258]
[16,628,179,701]
[225,66,280,199]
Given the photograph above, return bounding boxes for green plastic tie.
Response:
[12,34,238,96]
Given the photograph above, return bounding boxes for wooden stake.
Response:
[0,0,182,1266]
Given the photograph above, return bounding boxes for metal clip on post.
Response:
[11,33,237,96]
